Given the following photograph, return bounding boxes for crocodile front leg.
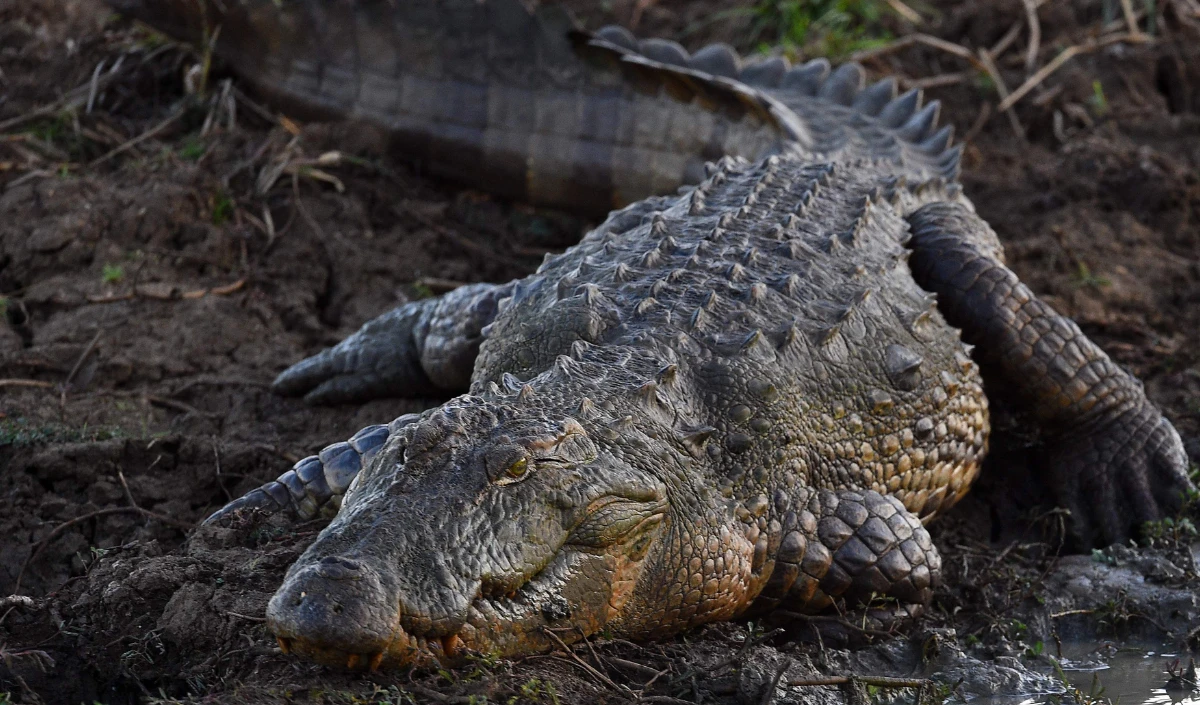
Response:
[749,489,939,643]
[204,414,420,525]
[274,282,513,405]
[906,202,1193,547]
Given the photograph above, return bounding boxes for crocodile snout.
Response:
[266,556,406,670]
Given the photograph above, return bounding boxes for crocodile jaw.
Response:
[265,511,668,671]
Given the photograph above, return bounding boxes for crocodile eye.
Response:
[494,456,531,486]
[506,458,529,478]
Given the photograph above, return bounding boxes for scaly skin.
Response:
[103,0,959,214]
[256,158,988,670]
[112,0,1195,672]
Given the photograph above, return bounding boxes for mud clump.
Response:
[2,0,1199,703]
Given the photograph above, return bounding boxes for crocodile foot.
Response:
[1043,401,1192,549]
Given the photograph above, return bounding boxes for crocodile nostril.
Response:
[317,556,364,579]
[332,604,344,615]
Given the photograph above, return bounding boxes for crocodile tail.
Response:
[104,0,799,214]
[203,424,391,525]
[591,25,962,183]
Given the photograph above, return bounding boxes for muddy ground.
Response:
[2,0,1200,703]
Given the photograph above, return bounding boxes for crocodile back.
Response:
[106,0,960,213]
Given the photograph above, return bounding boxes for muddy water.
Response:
[1060,646,1198,705]
[981,643,1199,705]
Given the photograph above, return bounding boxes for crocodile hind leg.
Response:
[751,488,940,644]
[274,282,513,405]
[905,201,1193,548]
[204,414,423,525]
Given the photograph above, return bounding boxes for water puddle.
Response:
[970,643,1198,705]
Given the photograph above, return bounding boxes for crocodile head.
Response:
[265,394,671,670]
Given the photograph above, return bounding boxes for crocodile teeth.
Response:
[276,636,291,654]
[346,653,360,669]
[369,652,384,672]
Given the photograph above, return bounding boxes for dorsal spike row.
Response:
[689,308,706,330]
[518,384,536,402]
[502,372,523,393]
[635,380,662,408]
[781,324,801,348]
[677,425,717,458]
[552,355,579,378]
[610,415,636,433]
[749,282,768,303]
[581,283,603,305]
[689,188,707,215]
[702,290,720,310]
[656,364,678,385]
[885,343,924,379]
[906,308,934,333]
[780,273,803,297]
[577,396,597,418]
[740,329,766,351]
[726,262,747,282]
[636,297,657,315]
[641,249,662,268]
[571,340,593,360]
[613,262,633,282]
[814,325,841,346]
[650,214,668,237]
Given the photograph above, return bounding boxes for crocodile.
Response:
[106,0,1193,673]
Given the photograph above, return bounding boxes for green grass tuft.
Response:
[745,0,893,59]
[102,263,125,285]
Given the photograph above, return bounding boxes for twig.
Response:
[991,20,1025,59]
[401,204,524,269]
[61,329,102,407]
[89,109,187,167]
[143,394,208,417]
[223,610,266,622]
[977,48,1026,141]
[1022,0,1042,75]
[116,469,140,514]
[760,658,793,705]
[15,507,196,594]
[0,379,54,389]
[1050,608,1095,619]
[901,72,970,90]
[86,278,245,303]
[884,0,923,24]
[540,627,632,698]
[850,33,980,66]
[1120,0,1146,36]
[788,675,931,687]
[997,35,1138,113]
